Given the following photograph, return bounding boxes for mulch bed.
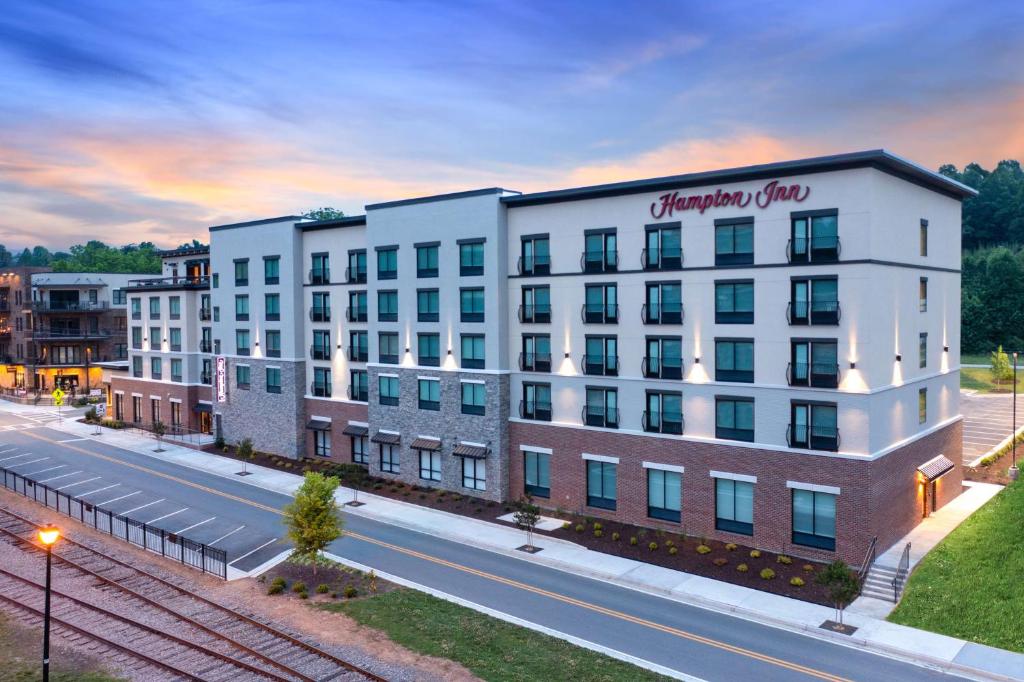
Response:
[260,559,396,601]
[965,447,1020,485]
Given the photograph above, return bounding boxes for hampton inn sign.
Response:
[650,179,810,218]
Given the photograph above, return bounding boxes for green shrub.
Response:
[725,543,737,551]
[562,522,571,530]
[84,406,98,422]
[344,585,358,598]
[266,583,284,595]
[648,542,658,552]
[237,438,254,459]
[593,522,602,532]
[737,563,749,572]
[749,549,761,559]
[790,577,805,587]
[593,529,603,538]
[696,544,711,554]
[665,540,675,548]
[291,580,307,593]
[803,563,815,572]
[629,536,638,546]
[760,568,776,580]
[713,557,728,567]
[668,546,678,555]
[575,524,584,533]
[298,591,309,599]
[776,555,793,565]
[316,584,330,594]
[611,532,620,541]
[270,576,286,588]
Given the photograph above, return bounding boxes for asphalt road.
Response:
[0,411,964,682]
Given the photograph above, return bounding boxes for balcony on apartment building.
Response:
[126,275,211,290]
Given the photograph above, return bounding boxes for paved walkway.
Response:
[4,400,1022,681]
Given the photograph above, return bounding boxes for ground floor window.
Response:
[792,489,836,550]
[715,477,753,535]
[170,402,182,427]
[313,430,331,457]
[132,396,142,423]
[352,436,368,465]
[523,450,550,498]
[380,444,400,473]
[462,457,486,491]
[150,398,160,424]
[647,468,681,522]
[419,450,441,481]
[114,393,123,421]
[586,459,617,510]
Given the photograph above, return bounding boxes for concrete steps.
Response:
[860,564,898,602]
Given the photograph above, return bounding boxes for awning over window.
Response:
[342,424,368,437]
[193,403,212,413]
[410,437,441,451]
[371,431,401,445]
[453,442,489,459]
[918,454,955,481]
[306,419,330,431]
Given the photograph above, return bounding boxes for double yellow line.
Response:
[20,430,849,681]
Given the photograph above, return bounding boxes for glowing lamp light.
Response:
[38,526,60,546]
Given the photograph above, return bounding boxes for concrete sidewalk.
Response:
[7,401,1021,681]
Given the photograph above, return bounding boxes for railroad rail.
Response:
[0,505,386,682]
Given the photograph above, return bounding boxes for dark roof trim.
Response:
[501,150,976,208]
[453,442,489,458]
[410,437,442,451]
[366,187,519,211]
[342,424,369,437]
[157,246,210,258]
[306,419,331,431]
[371,431,401,445]
[209,215,305,232]
[298,215,367,232]
[918,454,955,481]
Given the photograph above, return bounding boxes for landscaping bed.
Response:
[965,435,1022,485]
[259,558,395,601]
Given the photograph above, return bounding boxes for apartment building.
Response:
[0,266,48,388]
[110,246,213,432]
[206,150,972,562]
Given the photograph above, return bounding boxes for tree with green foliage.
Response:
[152,420,166,452]
[283,472,343,576]
[302,207,346,221]
[816,561,860,626]
[940,160,1024,249]
[990,345,1014,385]
[513,495,542,550]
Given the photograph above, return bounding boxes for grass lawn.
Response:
[960,353,990,365]
[959,366,1024,393]
[0,612,124,682]
[889,480,1024,652]
[320,589,672,682]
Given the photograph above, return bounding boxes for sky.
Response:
[0,0,1022,251]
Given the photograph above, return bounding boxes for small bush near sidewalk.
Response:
[889,480,1024,653]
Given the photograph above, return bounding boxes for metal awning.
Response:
[193,403,212,413]
[410,437,441,451]
[371,431,401,445]
[306,419,331,431]
[918,454,955,481]
[453,442,489,459]
[342,424,368,437]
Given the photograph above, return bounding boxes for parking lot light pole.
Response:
[38,525,61,682]
[1012,353,1020,480]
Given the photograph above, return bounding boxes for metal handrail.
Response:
[641,303,684,325]
[582,354,619,376]
[642,356,684,379]
[580,250,619,273]
[857,535,877,585]
[518,304,552,323]
[517,254,551,275]
[641,247,683,270]
[892,542,911,602]
[580,303,619,324]
[518,352,552,372]
[309,268,330,285]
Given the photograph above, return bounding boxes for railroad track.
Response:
[0,505,386,682]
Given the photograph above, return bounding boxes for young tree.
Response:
[283,472,343,576]
[816,560,860,627]
[513,495,542,550]
[991,345,1014,385]
[152,420,166,452]
[344,464,368,506]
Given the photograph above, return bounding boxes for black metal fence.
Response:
[1,465,227,579]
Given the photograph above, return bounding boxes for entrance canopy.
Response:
[917,454,955,481]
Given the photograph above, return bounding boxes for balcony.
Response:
[32,328,114,341]
[199,340,212,353]
[379,352,399,365]
[517,255,550,276]
[348,384,368,401]
[786,300,841,326]
[200,372,212,385]
[519,399,552,422]
[31,301,110,313]
[199,308,212,321]
[787,424,840,452]
[171,373,182,383]
[309,307,331,323]
[642,356,683,380]
[310,381,332,398]
[519,352,552,373]
[581,303,618,324]
[642,410,684,435]
[346,306,367,323]
[786,236,841,264]
[582,354,618,377]
[309,268,331,285]
[347,346,368,362]
[580,250,618,273]
[787,362,840,389]
[642,248,683,271]
[582,405,619,429]
[518,304,551,324]
[345,267,367,284]
[126,275,210,290]
[642,303,683,325]
[310,345,331,361]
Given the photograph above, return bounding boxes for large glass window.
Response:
[347,291,367,322]
[378,290,398,322]
[521,334,551,372]
[235,294,249,321]
[379,375,399,406]
[583,283,617,323]
[377,247,398,280]
[644,392,683,434]
[523,451,550,498]
[520,286,551,323]
[647,468,681,522]
[644,282,682,324]
[715,478,754,535]
[236,364,251,389]
[235,329,250,355]
[314,430,331,457]
[461,382,485,415]
[417,289,439,322]
[264,256,280,285]
[130,297,142,319]
[349,369,368,401]
[312,330,331,360]
[131,327,143,350]
[715,397,754,442]
[715,281,754,324]
[714,219,754,266]
[583,230,617,273]
[380,444,400,473]
[169,327,182,352]
[378,332,399,364]
[349,331,368,362]
[461,334,485,369]
[521,383,551,421]
[310,253,329,284]
[586,460,617,510]
[584,387,618,428]
[789,402,839,451]
[792,489,836,550]
[919,388,927,424]
[644,337,682,380]
[789,340,839,388]
[416,244,439,278]
[150,356,162,379]
[790,278,839,326]
[265,293,280,321]
[919,332,928,368]
[311,291,331,322]
[418,378,440,411]
[168,296,180,319]
[715,339,754,382]
[460,240,484,276]
[312,367,331,397]
[170,358,182,382]
[583,336,618,376]
[462,457,486,491]
[520,235,550,275]
[265,330,281,358]
[234,259,249,286]
[347,250,367,283]
[351,436,368,464]
[790,212,839,263]
[644,224,682,270]
[418,333,440,366]
[419,450,442,481]
[266,367,281,393]
[460,288,485,322]
[149,297,161,319]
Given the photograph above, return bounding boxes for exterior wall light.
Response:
[564,352,570,358]
[849,361,856,369]
[694,357,701,364]
[943,346,949,352]
[896,354,902,362]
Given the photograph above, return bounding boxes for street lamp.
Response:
[37,525,60,682]
[1013,352,1020,480]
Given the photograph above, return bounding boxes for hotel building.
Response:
[204,150,971,563]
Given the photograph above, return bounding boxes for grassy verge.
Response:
[320,588,671,682]
[960,353,990,365]
[960,366,1024,393]
[889,481,1024,652]
[0,612,124,682]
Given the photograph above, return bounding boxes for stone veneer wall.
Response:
[214,357,305,459]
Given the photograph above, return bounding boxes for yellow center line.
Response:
[18,430,850,681]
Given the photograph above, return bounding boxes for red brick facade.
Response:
[110,376,212,432]
[303,398,369,462]
[508,419,963,565]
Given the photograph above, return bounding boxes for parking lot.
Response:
[960,391,1021,465]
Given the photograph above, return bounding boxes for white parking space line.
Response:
[0,453,31,462]
[22,465,65,477]
[9,457,48,468]
[79,483,119,497]
[174,517,215,534]
[58,476,102,490]
[37,470,81,483]
[96,491,140,506]
[57,438,89,443]
[228,538,279,566]
[0,446,17,454]
[146,507,188,524]
[121,498,165,515]
[208,525,245,547]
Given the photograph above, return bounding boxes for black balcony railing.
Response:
[787,424,840,451]
[641,248,683,271]
[309,307,331,323]
[642,356,683,380]
[641,303,683,325]
[32,328,115,340]
[199,308,212,321]
[518,304,552,323]
[346,306,367,322]
[348,384,368,401]
[345,267,367,284]
[786,300,841,326]
[787,362,840,389]
[519,352,552,373]
[581,303,618,324]
[517,255,551,276]
[309,268,330,285]
[581,250,618,273]
[310,345,331,361]
[347,346,368,362]
[519,399,552,421]
[311,381,332,398]
[787,236,841,264]
[199,340,212,353]
[126,275,210,289]
[582,354,618,376]
[582,405,619,429]
[642,410,684,435]
[379,353,399,365]
[419,355,440,367]
[200,372,212,385]
[31,301,110,313]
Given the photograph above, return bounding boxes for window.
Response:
[790,277,839,326]
[648,468,681,522]
[201,358,212,384]
[347,249,367,283]
[263,256,280,285]
[461,382,485,415]
[461,334,485,369]
[920,219,928,257]
[310,253,330,284]
[583,336,618,376]
[715,281,754,324]
[644,223,682,270]
[151,398,161,424]
[716,397,754,442]
[520,235,550,275]
[583,283,617,323]
[131,327,143,350]
[523,450,550,498]
[309,292,330,323]
[644,337,682,380]
[377,246,398,280]
[715,339,754,382]
[265,293,280,321]
[347,291,367,322]
[790,210,839,263]
[460,288,485,322]
[380,444,400,473]
[644,391,683,435]
[200,294,211,320]
[114,343,127,360]
[168,296,180,319]
[378,332,399,364]
[789,339,838,388]
[919,277,928,313]
[132,395,142,423]
[149,326,162,350]
[789,402,839,451]
[584,387,618,428]
[311,330,331,360]
[418,378,440,410]
[919,388,927,424]
[234,259,249,286]
[169,328,182,352]
[461,457,486,491]
[416,243,439,278]
[716,478,754,535]
[236,364,251,390]
[113,289,127,305]
[459,240,485,276]
[644,281,682,324]
[919,332,928,368]
[132,356,143,378]
[149,297,161,319]
[379,375,399,406]
[235,294,249,321]
[715,218,754,266]
[586,459,617,509]
[130,297,142,320]
[378,290,398,322]
[792,489,836,550]
[314,430,331,457]
[583,229,617,273]
[352,435,368,464]
[236,330,250,355]
[266,367,281,393]
[213,306,220,322]
[265,330,281,358]
[521,334,551,372]
[312,367,331,397]
[348,331,368,362]
[418,333,440,366]
[417,289,439,322]
[520,285,551,323]
[171,401,182,426]
[349,370,369,401]
[419,450,442,481]
[521,382,551,421]
[212,273,219,288]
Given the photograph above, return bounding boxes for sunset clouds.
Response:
[0,0,1022,249]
